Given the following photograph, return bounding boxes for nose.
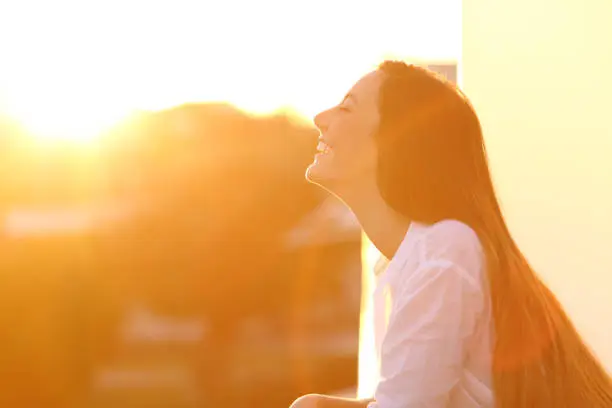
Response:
[313,108,331,132]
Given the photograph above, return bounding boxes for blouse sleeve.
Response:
[372,258,485,408]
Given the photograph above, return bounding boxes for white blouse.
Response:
[367,219,494,408]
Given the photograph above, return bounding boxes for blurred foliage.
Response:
[0,104,336,407]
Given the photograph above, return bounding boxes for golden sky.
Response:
[0,0,460,142]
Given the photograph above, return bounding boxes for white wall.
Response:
[463,0,612,370]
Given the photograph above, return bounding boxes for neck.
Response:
[332,178,411,260]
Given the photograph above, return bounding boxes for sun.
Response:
[4,96,132,144]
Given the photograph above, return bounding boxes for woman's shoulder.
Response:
[410,219,484,272]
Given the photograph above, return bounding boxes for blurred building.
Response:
[464,0,612,370]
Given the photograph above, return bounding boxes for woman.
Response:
[291,61,612,407]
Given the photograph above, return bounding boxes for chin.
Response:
[305,163,322,183]
[305,154,349,196]
[305,162,332,187]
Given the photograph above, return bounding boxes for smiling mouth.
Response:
[316,139,332,154]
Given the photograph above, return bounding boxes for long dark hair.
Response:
[375,60,612,407]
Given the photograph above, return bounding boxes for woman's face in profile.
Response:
[306,70,383,192]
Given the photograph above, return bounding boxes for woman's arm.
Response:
[290,394,374,408]
[317,395,374,408]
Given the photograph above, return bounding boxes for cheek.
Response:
[329,114,379,174]
[358,141,379,170]
[337,136,378,175]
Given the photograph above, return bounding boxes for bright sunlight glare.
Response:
[5,97,133,143]
[0,0,460,144]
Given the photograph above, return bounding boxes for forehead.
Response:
[346,70,384,106]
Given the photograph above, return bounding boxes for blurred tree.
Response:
[0,103,325,407]
[103,103,323,320]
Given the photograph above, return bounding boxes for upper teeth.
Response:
[317,141,331,153]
